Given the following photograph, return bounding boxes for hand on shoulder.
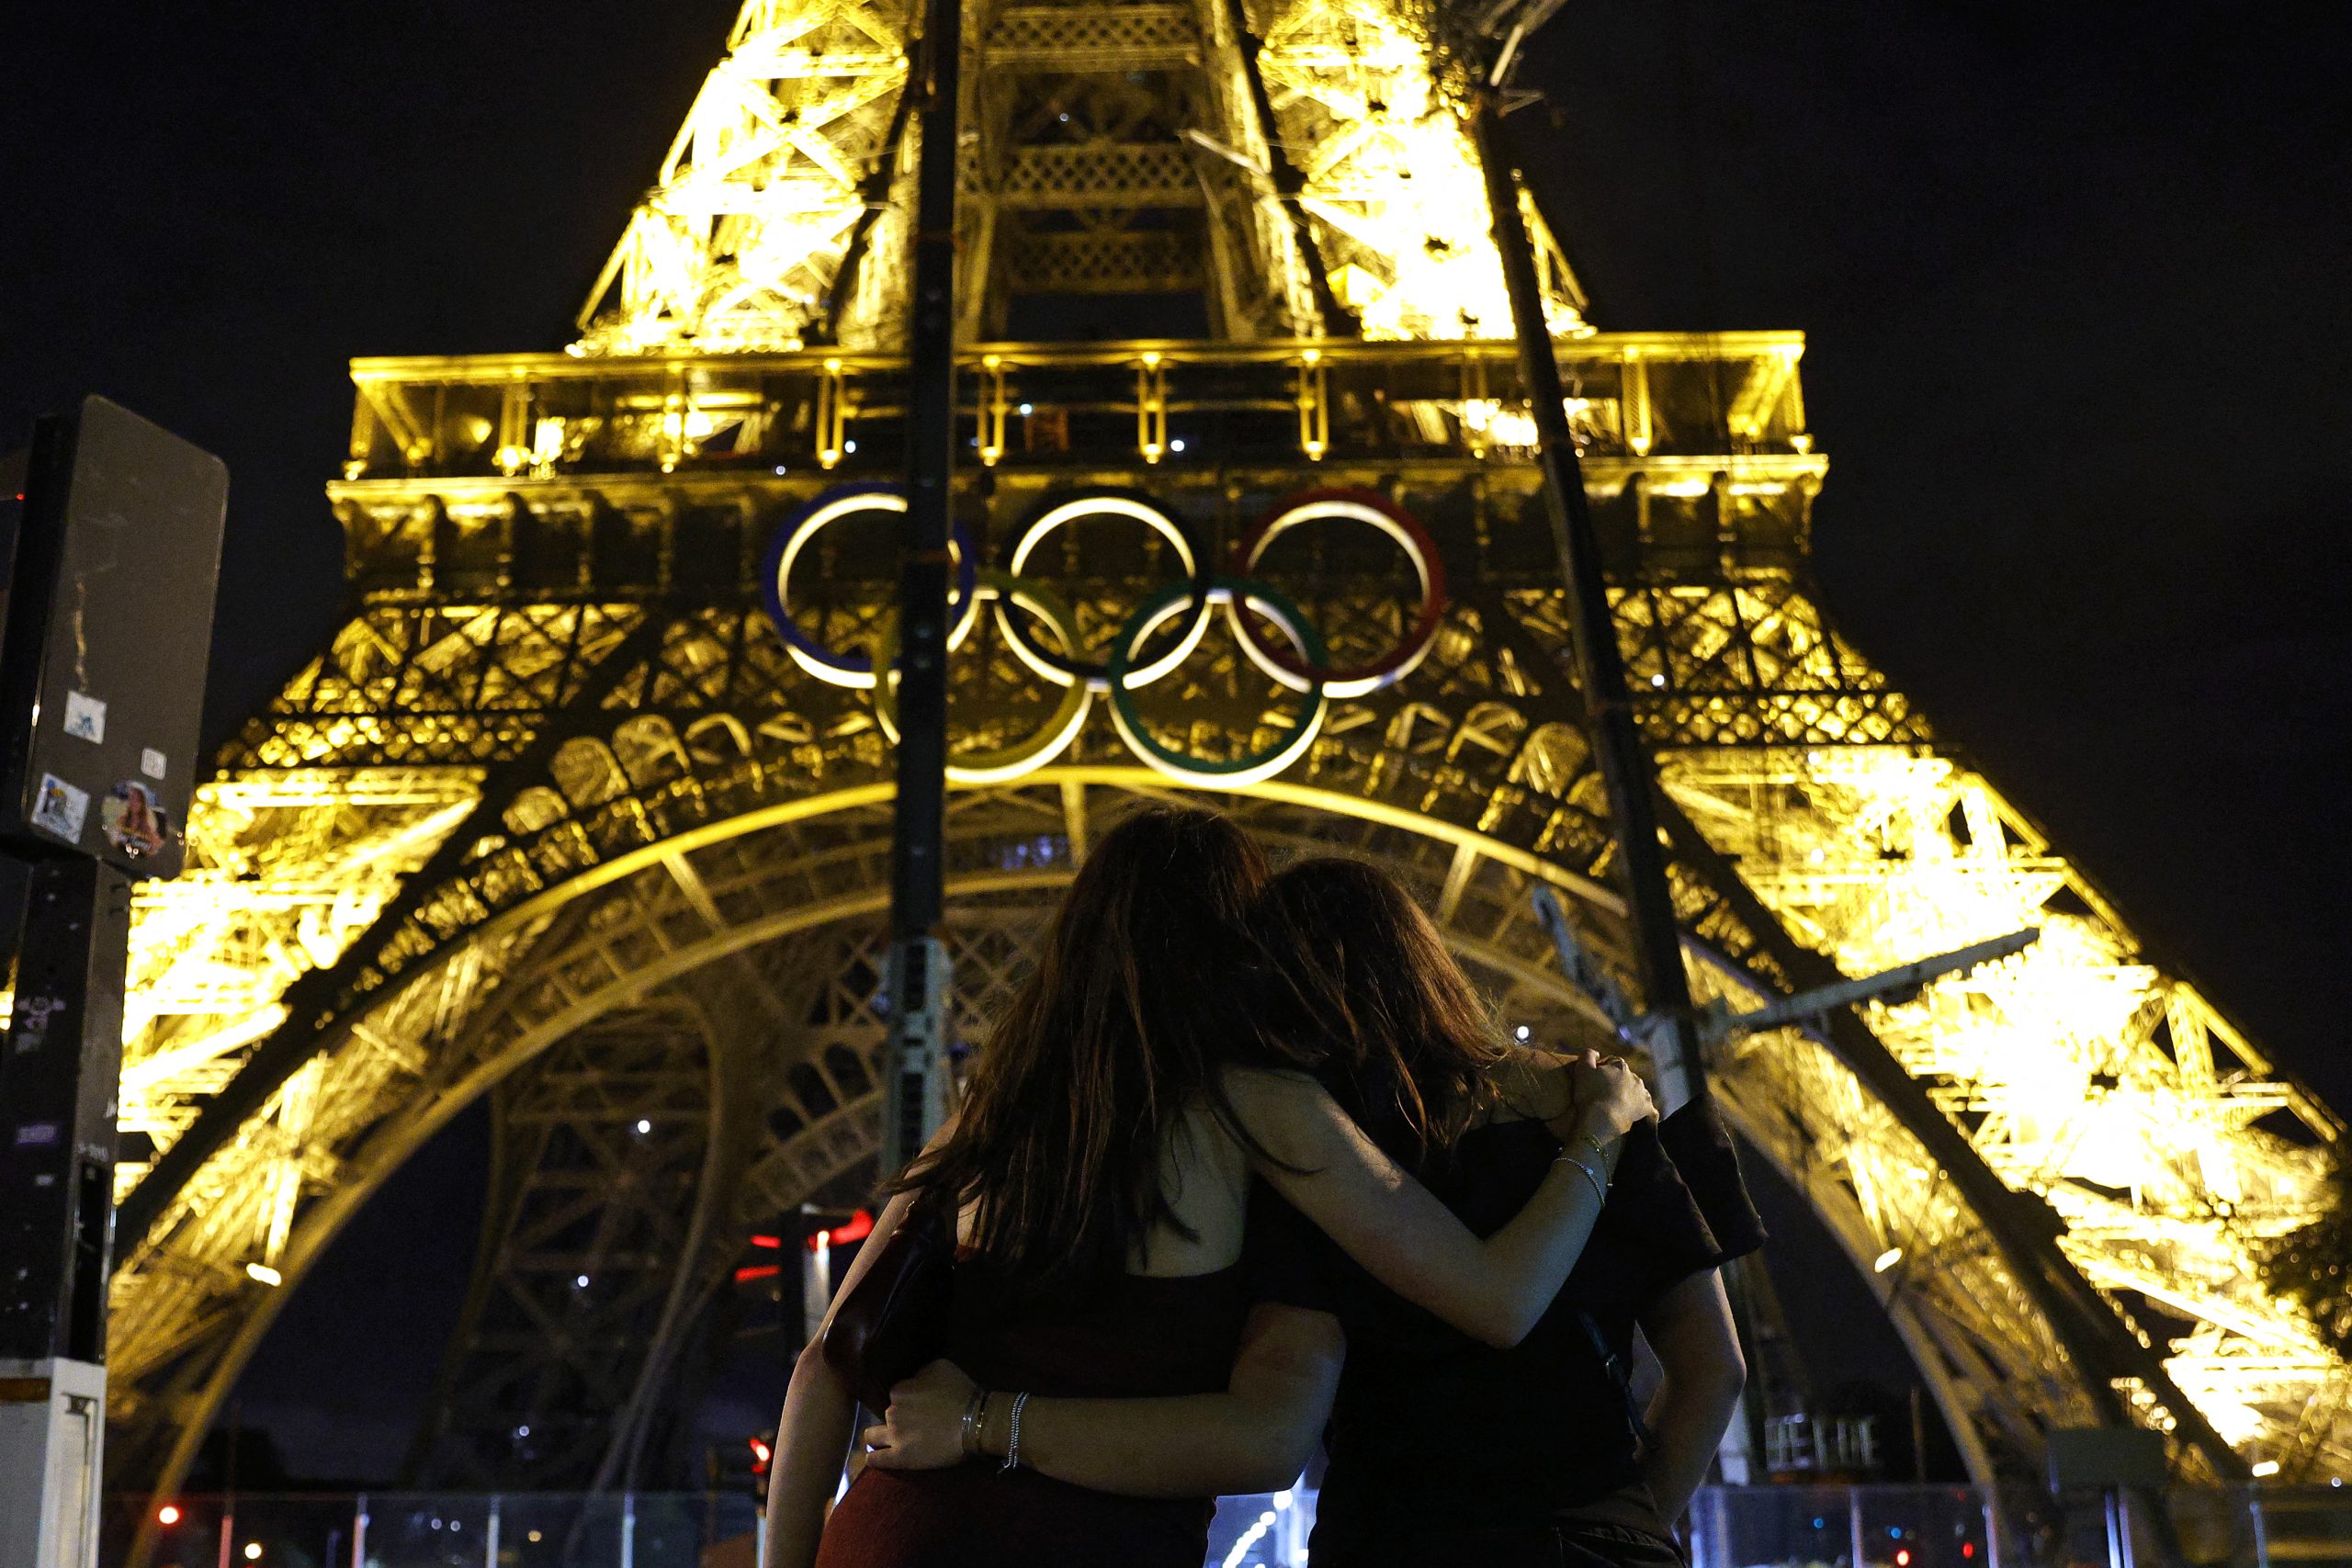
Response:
[1544,1049,1656,1144]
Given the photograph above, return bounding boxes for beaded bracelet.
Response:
[1001,1391,1031,1473]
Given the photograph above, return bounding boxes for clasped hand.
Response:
[860,1359,981,1470]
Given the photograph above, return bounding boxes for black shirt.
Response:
[1261,1100,1767,1560]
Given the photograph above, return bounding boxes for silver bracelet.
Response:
[959,1389,989,1458]
[1000,1390,1030,1472]
[1555,1153,1608,1203]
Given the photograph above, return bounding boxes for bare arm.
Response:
[865,1302,1346,1497]
[763,1190,921,1568]
[1227,1063,1646,1348]
[1636,1267,1747,1521]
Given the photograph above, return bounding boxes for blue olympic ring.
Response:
[760,482,979,689]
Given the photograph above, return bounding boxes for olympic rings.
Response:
[1107,577,1329,790]
[1001,489,1211,691]
[1228,488,1448,700]
[762,483,980,689]
[757,480,1445,790]
[869,570,1092,784]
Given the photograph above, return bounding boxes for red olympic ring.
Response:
[1228,488,1448,700]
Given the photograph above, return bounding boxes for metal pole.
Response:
[1468,93,1706,1111]
[880,0,964,1181]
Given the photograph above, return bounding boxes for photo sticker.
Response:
[63,690,107,743]
[101,780,172,861]
[30,773,88,843]
[141,747,168,780]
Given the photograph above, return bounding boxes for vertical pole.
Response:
[1849,1484,1866,1568]
[1982,1492,2004,1568]
[879,0,964,1184]
[619,1493,636,1568]
[2249,1489,2269,1568]
[483,1497,499,1568]
[351,1495,368,1568]
[1468,93,1705,1111]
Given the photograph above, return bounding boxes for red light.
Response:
[733,1264,782,1283]
[748,1436,773,1474]
[810,1208,876,1250]
[750,1235,784,1249]
[157,1506,182,1527]
[1896,1551,1911,1566]
[1963,1547,1976,1560]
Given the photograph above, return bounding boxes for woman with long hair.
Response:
[866,854,1758,1567]
[765,811,1654,1568]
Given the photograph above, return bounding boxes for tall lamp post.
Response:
[878,0,966,1183]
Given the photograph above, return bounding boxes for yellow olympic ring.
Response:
[869,570,1093,784]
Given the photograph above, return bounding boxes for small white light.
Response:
[635,1119,651,1134]
[2253,1461,2281,1478]
[576,1274,591,1288]
[774,466,786,475]
[1170,438,1186,453]
[245,1262,282,1287]
[1018,403,1033,415]
[1514,1025,1532,1042]
[515,1425,531,1438]
[527,1533,544,1545]
[244,1545,263,1562]
[844,439,857,453]
[1873,1247,1904,1273]
[1649,673,1666,687]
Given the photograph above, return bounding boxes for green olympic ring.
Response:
[1105,576,1329,789]
[869,570,1093,784]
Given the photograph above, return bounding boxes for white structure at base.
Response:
[0,1358,107,1568]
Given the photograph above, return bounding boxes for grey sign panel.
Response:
[0,396,227,879]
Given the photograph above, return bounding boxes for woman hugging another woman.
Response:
[764,807,1654,1568]
[865,851,1765,1568]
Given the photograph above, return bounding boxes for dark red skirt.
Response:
[816,1460,1214,1568]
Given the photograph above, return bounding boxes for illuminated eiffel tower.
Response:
[88,0,2350,1532]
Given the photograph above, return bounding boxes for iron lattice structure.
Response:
[71,0,2351,1528]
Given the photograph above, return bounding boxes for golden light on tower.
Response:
[92,0,2352,1519]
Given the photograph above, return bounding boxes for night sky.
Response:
[6,3,2347,1484]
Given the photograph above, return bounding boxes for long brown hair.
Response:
[1257,856,1504,1168]
[907,805,1298,1286]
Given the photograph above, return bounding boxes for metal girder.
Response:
[574,0,912,353]
[985,5,1201,71]
[998,143,1204,209]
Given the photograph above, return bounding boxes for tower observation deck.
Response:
[88,0,2347,1531]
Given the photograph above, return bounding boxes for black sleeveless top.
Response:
[1261,1100,1767,1564]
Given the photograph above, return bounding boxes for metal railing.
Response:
[337,333,1815,484]
[116,1484,2352,1568]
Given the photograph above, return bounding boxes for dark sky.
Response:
[7,2,2349,1483]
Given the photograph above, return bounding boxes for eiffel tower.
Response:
[95,0,2348,1532]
